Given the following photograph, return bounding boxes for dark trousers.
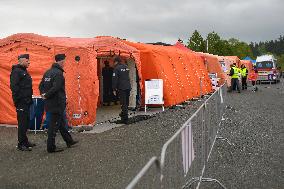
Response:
[252,81,258,91]
[47,112,73,152]
[103,84,114,104]
[242,77,247,90]
[118,89,130,121]
[16,106,30,146]
[231,78,241,92]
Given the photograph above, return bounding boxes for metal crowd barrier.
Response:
[126,157,161,189]
[126,85,227,189]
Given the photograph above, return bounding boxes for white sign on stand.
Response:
[209,73,220,90]
[220,61,227,73]
[145,79,164,112]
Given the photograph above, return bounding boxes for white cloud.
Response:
[0,0,283,43]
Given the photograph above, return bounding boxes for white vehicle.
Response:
[255,55,281,83]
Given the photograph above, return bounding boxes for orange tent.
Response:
[226,56,241,67]
[0,34,145,126]
[240,60,253,73]
[217,56,236,87]
[0,33,213,126]
[0,33,100,126]
[173,41,193,52]
[123,41,212,106]
[197,53,225,85]
[89,36,143,109]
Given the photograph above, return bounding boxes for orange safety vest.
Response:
[248,71,258,81]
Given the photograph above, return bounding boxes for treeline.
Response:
[186,30,284,69]
[250,35,284,57]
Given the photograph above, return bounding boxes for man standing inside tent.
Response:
[102,60,114,106]
[39,54,78,153]
[10,54,35,151]
[240,64,248,90]
[112,56,131,124]
[228,63,241,93]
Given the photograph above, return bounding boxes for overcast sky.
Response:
[0,0,283,44]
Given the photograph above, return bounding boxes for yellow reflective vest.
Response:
[232,66,239,79]
[241,68,247,77]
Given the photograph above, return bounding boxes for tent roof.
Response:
[0,33,143,126]
[0,33,139,58]
[0,33,98,48]
[173,41,192,52]
[243,56,256,63]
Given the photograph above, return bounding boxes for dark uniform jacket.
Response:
[39,63,66,113]
[112,63,131,90]
[10,64,33,108]
[229,67,234,76]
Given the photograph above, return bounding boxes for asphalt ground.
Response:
[0,95,206,189]
[200,81,284,189]
[0,81,283,189]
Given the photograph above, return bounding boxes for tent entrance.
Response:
[127,58,139,109]
[95,57,139,124]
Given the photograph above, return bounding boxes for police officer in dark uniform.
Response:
[39,54,78,153]
[102,60,114,106]
[10,54,35,151]
[112,56,131,124]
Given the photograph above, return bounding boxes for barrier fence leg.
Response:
[200,77,203,98]
[183,177,227,189]
[34,98,37,134]
[200,177,227,189]
[216,136,234,146]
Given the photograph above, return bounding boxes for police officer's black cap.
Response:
[55,54,66,62]
[18,54,29,60]
[114,56,121,63]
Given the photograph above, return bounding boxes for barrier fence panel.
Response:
[126,85,226,189]
[160,122,191,189]
[126,157,161,189]
[160,85,226,189]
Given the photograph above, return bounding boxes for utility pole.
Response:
[206,39,209,53]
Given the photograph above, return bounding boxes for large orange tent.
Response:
[0,33,100,126]
[123,40,212,106]
[88,36,143,109]
[226,56,241,67]
[173,41,212,94]
[0,34,145,126]
[0,33,213,126]
[197,52,226,85]
[217,56,235,87]
[240,60,253,73]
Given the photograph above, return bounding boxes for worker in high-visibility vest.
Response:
[228,63,241,93]
[240,64,248,90]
